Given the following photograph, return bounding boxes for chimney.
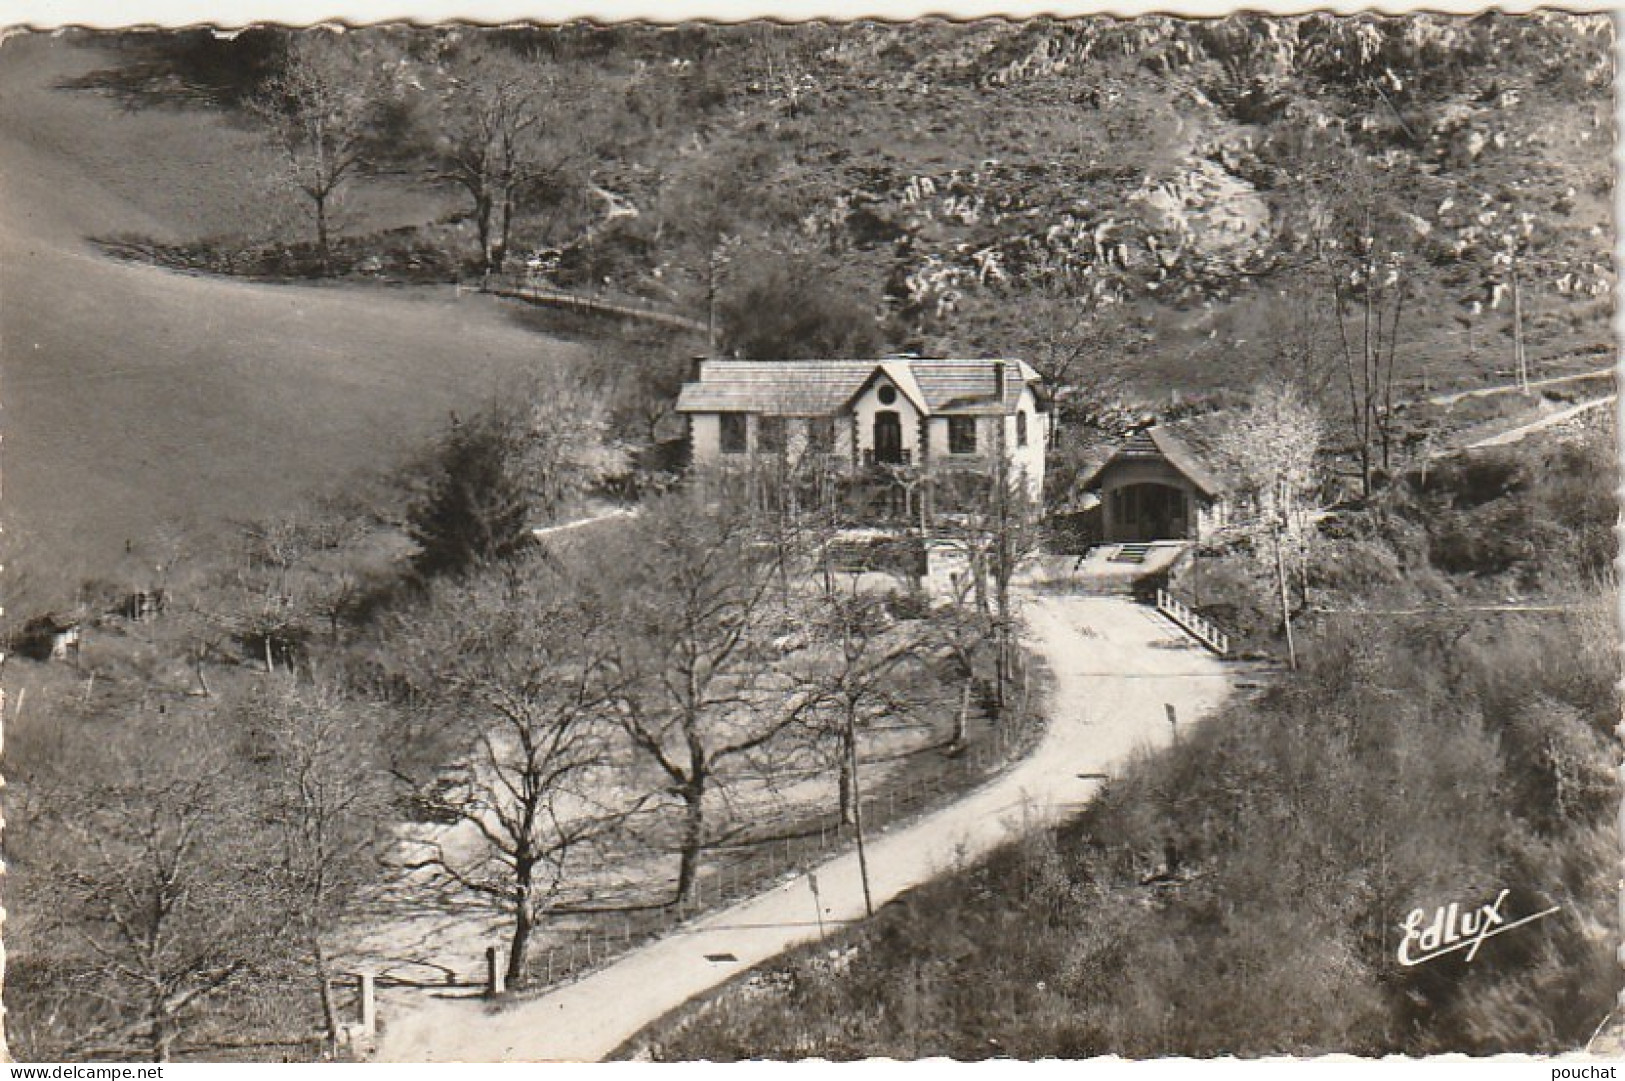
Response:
[689,356,706,382]
[993,359,1007,405]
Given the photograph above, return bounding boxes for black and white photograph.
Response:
[0,7,1617,1065]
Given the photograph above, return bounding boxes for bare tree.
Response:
[251,32,399,275]
[1309,174,1413,497]
[236,518,315,674]
[924,571,995,750]
[787,580,923,916]
[420,36,591,279]
[934,430,1044,707]
[36,718,280,1061]
[596,493,803,904]
[398,562,637,987]
[255,680,394,1050]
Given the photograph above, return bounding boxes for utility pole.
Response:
[1512,260,1529,394]
[848,724,874,917]
[707,243,720,356]
[1274,476,1298,672]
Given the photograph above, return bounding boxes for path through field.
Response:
[0,35,585,593]
[1426,364,1615,406]
[374,593,1240,1062]
[1459,395,1615,450]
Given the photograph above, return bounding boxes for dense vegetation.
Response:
[85,16,1612,403]
[636,423,1620,1059]
[1188,413,1616,653]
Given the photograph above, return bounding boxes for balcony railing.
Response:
[862,448,912,467]
[934,453,991,471]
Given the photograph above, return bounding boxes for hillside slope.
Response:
[565,16,1615,395]
[49,18,1615,404]
[0,35,584,599]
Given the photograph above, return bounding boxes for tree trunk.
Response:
[494,186,516,275]
[315,193,331,277]
[150,1007,174,1064]
[952,676,971,747]
[314,941,341,1052]
[836,726,856,825]
[1274,525,1298,672]
[674,784,705,903]
[475,192,495,277]
[848,726,874,917]
[1512,264,1528,393]
[192,649,211,697]
[506,892,533,989]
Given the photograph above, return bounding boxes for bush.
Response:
[406,405,538,579]
[717,252,885,360]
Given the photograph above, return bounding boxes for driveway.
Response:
[374,593,1237,1062]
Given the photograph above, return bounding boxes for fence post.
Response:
[486,946,505,998]
[358,971,376,1037]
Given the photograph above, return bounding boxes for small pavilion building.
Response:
[1075,424,1231,543]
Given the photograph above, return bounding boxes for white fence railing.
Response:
[1156,588,1231,656]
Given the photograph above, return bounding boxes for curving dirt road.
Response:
[374,593,1238,1063]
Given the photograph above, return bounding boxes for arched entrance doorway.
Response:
[1107,482,1190,541]
[873,411,904,464]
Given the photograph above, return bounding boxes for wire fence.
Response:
[368,684,1043,1017]
[481,273,708,333]
[522,718,1032,993]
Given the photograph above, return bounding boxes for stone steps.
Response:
[1108,542,1155,565]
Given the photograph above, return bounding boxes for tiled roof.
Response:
[1074,415,1231,498]
[1149,425,1227,498]
[910,359,1037,414]
[675,358,1039,417]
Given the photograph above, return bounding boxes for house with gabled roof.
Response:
[1074,419,1233,543]
[675,357,1048,503]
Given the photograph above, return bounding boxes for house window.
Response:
[808,416,837,454]
[878,384,898,405]
[1016,410,1029,447]
[720,413,748,454]
[759,416,787,454]
[949,416,978,455]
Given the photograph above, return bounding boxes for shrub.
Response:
[717,252,885,360]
